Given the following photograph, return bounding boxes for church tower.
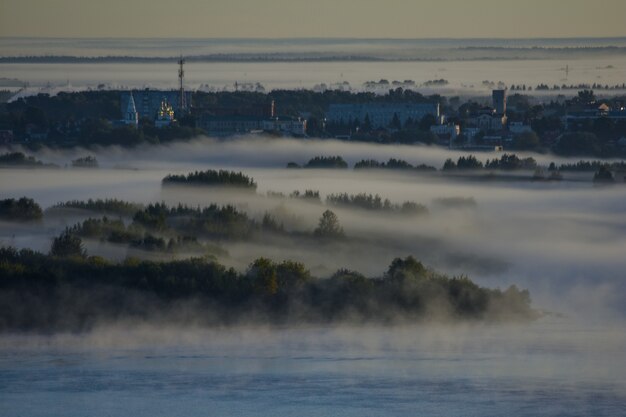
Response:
[125,93,139,127]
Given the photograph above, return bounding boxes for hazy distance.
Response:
[1,0,626,39]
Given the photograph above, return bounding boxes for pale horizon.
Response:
[1,0,625,39]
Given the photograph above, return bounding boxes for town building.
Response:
[262,116,307,136]
[121,89,192,120]
[325,102,440,129]
[430,124,460,142]
[155,98,176,128]
[120,93,139,127]
[564,105,626,129]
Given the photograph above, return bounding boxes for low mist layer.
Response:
[1,137,625,321]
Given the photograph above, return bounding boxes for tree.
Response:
[0,197,43,222]
[50,230,86,258]
[554,132,601,156]
[577,90,596,105]
[314,210,345,238]
[419,114,437,131]
[390,113,401,130]
[363,114,372,131]
[513,132,540,150]
[247,258,278,295]
[386,256,427,281]
[593,166,615,184]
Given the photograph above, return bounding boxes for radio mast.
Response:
[178,56,187,114]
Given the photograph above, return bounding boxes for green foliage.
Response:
[71,155,98,168]
[49,230,86,258]
[304,156,348,169]
[485,154,537,170]
[0,197,43,222]
[513,132,541,150]
[290,190,321,202]
[555,160,626,172]
[354,158,436,172]
[132,203,255,240]
[593,166,615,184]
[554,132,602,157]
[0,152,48,167]
[0,250,536,331]
[442,155,484,170]
[50,198,144,216]
[247,258,279,295]
[386,256,427,281]
[162,169,257,190]
[314,210,345,239]
[326,193,428,215]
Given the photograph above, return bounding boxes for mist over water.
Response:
[0,320,625,417]
[1,137,625,318]
[1,136,625,416]
[2,37,626,95]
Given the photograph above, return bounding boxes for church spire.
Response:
[125,92,139,127]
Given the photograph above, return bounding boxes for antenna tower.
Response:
[178,56,187,113]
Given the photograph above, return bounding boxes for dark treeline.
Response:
[66,217,223,255]
[0,197,43,222]
[0,247,537,332]
[0,152,54,167]
[48,198,145,217]
[326,193,428,216]
[4,46,626,64]
[443,154,538,171]
[550,160,626,172]
[133,202,257,240]
[71,155,98,168]
[354,158,437,172]
[162,169,258,190]
[288,156,349,169]
[522,82,626,92]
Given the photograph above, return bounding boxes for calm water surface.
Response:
[1,319,624,417]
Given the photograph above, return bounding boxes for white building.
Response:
[262,117,307,136]
[122,93,139,128]
[326,102,440,129]
[471,113,507,131]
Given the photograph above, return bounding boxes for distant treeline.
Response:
[3,46,626,63]
[162,169,258,190]
[354,158,437,171]
[549,160,626,172]
[49,198,144,217]
[0,247,537,331]
[288,156,349,169]
[517,82,626,92]
[326,193,428,216]
[443,154,538,171]
[0,152,55,168]
[0,198,43,222]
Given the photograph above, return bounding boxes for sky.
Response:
[1,0,625,39]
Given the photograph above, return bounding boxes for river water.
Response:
[1,319,625,417]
